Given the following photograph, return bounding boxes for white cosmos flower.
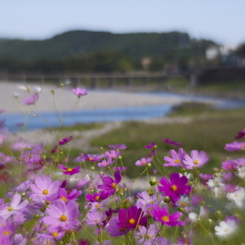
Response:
[188,206,206,222]
[237,166,245,179]
[215,219,237,237]
[207,177,225,197]
[18,84,31,92]
[227,187,245,208]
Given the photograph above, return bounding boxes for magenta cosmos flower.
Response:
[164,148,186,167]
[107,217,130,237]
[58,136,73,145]
[59,164,80,175]
[135,157,152,166]
[117,206,148,230]
[72,88,88,98]
[235,128,245,140]
[144,142,156,149]
[98,171,121,196]
[183,150,209,169]
[163,138,181,147]
[43,200,79,229]
[24,94,39,105]
[150,204,185,226]
[158,172,191,203]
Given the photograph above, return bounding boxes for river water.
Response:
[2,91,245,132]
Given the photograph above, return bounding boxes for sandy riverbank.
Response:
[0,81,199,114]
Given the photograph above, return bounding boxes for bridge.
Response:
[0,72,182,89]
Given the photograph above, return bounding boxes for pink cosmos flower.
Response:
[30,175,61,201]
[136,191,159,213]
[98,156,115,167]
[221,160,239,170]
[113,166,127,172]
[83,153,103,162]
[224,141,245,151]
[24,94,39,105]
[104,150,120,159]
[108,143,127,150]
[0,194,28,219]
[134,224,161,245]
[72,88,88,98]
[163,138,181,146]
[85,210,106,226]
[149,204,185,226]
[43,200,79,229]
[183,150,209,169]
[164,148,186,167]
[58,136,73,145]
[59,164,80,175]
[158,172,191,203]
[135,157,152,166]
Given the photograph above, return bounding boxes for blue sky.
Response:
[1,0,245,47]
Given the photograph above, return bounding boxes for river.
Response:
[2,91,245,132]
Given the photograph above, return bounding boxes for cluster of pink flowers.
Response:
[0,88,244,244]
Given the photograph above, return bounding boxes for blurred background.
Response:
[0,0,244,96]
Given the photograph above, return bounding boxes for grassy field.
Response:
[59,101,245,178]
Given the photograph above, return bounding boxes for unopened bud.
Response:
[149,177,157,186]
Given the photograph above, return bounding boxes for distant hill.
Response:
[0,30,216,62]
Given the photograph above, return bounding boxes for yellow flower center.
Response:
[52,232,58,237]
[145,233,152,239]
[129,218,136,224]
[95,196,100,200]
[60,215,67,222]
[61,196,67,202]
[181,202,187,207]
[67,168,72,172]
[111,183,117,189]
[142,161,147,165]
[4,231,11,235]
[174,159,180,163]
[193,160,199,164]
[89,157,93,161]
[43,189,49,195]
[171,185,177,191]
[8,206,13,211]
[95,204,100,208]
[162,216,169,222]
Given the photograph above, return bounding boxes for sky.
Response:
[1,0,245,48]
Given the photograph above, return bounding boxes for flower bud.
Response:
[164,196,171,203]
[149,177,157,186]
